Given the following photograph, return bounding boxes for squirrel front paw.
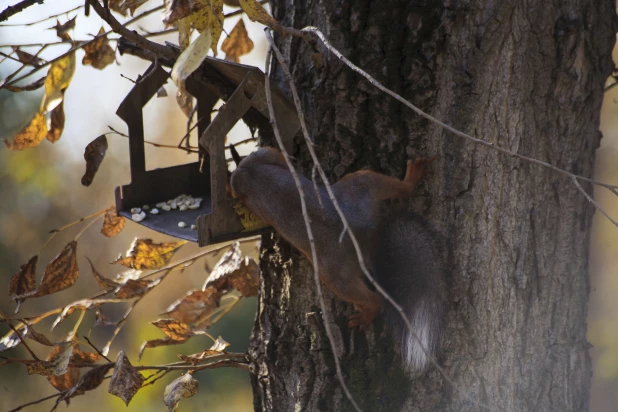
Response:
[348,306,380,331]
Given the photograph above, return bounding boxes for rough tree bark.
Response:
[249,1,616,411]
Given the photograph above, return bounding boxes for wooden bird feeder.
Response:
[114,58,299,246]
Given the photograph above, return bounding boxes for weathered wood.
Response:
[251,1,616,411]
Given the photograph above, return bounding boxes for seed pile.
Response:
[130,194,202,229]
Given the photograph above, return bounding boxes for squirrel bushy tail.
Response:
[374,210,447,373]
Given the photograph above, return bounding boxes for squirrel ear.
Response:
[229,144,242,166]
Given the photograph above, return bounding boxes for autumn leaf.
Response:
[163,0,205,26]
[27,325,55,346]
[163,373,199,412]
[238,0,283,32]
[14,48,45,66]
[87,257,120,290]
[52,17,76,41]
[113,239,187,270]
[171,29,212,85]
[204,241,260,297]
[58,363,114,403]
[138,338,187,361]
[4,112,48,150]
[108,351,144,406]
[101,207,125,237]
[41,52,76,114]
[9,255,37,311]
[27,341,75,377]
[52,299,109,329]
[207,0,223,55]
[115,0,150,16]
[177,17,192,52]
[81,135,108,186]
[115,278,160,299]
[222,19,254,63]
[186,0,211,32]
[33,241,79,298]
[82,28,116,70]
[4,77,46,93]
[46,98,65,143]
[161,287,221,324]
[176,337,229,365]
[209,335,230,351]
[152,319,194,340]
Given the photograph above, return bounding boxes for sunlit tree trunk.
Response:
[250,1,616,410]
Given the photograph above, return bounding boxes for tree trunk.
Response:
[249,1,616,411]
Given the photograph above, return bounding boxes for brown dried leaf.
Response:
[81,135,108,186]
[46,98,65,143]
[14,48,45,66]
[114,278,160,299]
[138,338,187,361]
[113,239,188,270]
[87,257,119,290]
[71,346,102,364]
[59,363,114,402]
[101,207,125,237]
[163,373,199,412]
[52,17,76,41]
[108,351,144,405]
[108,0,128,15]
[48,365,80,394]
[95,308,115,326]
[151,319,193,340]
[161,287,221,324]
[9,255,37,310]
[4,76,46,93]
[204,241,259,297]
[33,241,78,298]
[52,298,112,329]
[82,28,116,70]
[120,0,150,15]
[28,341,75,376]
[238,0,283,32]
[163,0,205,26]
[27,325,54,346]
[221,19,254,63]
[4,112,47,150]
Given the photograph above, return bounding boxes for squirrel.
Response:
[229,147,447,373]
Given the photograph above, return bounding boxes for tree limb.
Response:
[0,0,42,23]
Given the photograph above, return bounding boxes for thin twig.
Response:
[82,335,112,362]
[49,208,107,234]
[572,177,618,226]
[108,125,200,153]
[0,44,48,88]
[7,391,65,412]
[74,215,104,240]
[263,44,362,412]
[0,5,83,26]
[266,28,494,411]
[300,27,618,203]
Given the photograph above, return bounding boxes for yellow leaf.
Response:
[82,28,116,70]
[207,0,223,56]
[171,29,212,85]
[41,52,76,114]
[238,0,283,32]
[221,18,254,63]
[187,1,211,33]
[4,112,48,150]
[233,201,268,231]
[113,239,187,270]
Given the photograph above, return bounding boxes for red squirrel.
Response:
[230,147,447,373]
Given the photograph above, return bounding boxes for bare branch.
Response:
[572,177,618,226]
[0,0,42,23]
[7,391,65,412]
[0,5,83,27]
[263,41,363,412]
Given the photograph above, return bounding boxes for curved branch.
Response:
[0,0,41,23]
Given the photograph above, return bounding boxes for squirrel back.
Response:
[230,147,447,374]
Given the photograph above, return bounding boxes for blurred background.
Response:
[1,2,617,411]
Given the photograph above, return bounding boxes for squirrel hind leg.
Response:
[341,279,382,330]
